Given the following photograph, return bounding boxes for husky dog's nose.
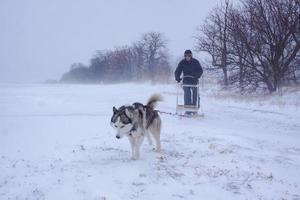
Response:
[116,135,120,139]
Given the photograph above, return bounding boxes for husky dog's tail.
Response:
[147,94,163,109]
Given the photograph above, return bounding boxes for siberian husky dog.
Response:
[110,94,162,160]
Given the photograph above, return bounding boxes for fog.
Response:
[0,0,220,83]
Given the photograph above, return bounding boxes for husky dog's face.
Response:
[111,106,134,139]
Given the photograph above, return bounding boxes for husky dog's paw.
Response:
[153,148,161,153]
[131,150,140,160]
[131,155,139,160]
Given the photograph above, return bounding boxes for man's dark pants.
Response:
[183,86,199,107]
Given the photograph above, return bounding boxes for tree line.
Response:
[60,0,299,93]
[60,32,172,83]
[195,0,300,92]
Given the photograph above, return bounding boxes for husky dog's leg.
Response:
[149,118,161,152]
[128,135,143,160]
[129,136,140,160]
[135,135,144,159]
[133,137,139,160]
[152,130,161,152]
[145,131,153,145]
[128,136,137,160]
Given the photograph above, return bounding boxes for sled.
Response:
[176,83,204,118]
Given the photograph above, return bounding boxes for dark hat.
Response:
[184,49,192,55]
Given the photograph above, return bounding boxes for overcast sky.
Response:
[0,0,221,83]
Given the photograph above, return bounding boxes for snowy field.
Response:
[0,83,300,200]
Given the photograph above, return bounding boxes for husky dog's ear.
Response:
[113,106,118,113]
[125,108,133,118]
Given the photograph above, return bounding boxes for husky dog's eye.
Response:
[114,125,118,128]
[120,125,125,128]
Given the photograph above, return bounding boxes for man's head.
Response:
[184,50,192,61]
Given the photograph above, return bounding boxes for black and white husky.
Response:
[110,94,162,160]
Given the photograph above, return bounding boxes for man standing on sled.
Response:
[175,49,203,115]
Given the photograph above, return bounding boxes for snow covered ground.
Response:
[0,83,300,200]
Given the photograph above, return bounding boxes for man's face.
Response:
[185,54,192,61]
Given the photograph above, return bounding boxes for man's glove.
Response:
[176,78,182,83]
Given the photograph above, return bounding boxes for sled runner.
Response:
[176,83,204,118]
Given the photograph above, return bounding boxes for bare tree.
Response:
[231,0,300,92]
[196,0,300,92]
[60,63,91,83]
[60,32,172,83]
[195,0,231,86]
[139,32,169,82]
[130,43,143,79]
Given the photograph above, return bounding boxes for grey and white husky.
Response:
[110,94,162,160]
